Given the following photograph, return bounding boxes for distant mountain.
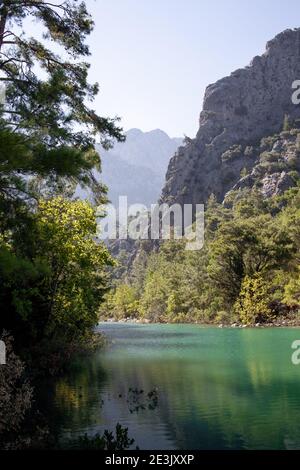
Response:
[95,129,182,207]
[98,153,162,208]
[76,128,181,207]
[103,128,182,175]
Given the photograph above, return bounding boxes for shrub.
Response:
[259,151,281,164]
[100,284,139,320]
[70,424,134,450]
[234,274,273,325]
[0,333,33,449]
[221,145,243,163]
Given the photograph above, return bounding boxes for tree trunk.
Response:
[0,7,8,53]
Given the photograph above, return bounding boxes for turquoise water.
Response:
[39,323,300,449]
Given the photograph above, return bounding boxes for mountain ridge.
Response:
[99,128,182,207]
[161,28,300,206]
[76,128,182,207]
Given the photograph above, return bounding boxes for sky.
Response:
[79,1,300,137]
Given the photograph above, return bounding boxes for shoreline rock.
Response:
[100,317,300,328]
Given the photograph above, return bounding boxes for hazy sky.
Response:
[86,0,300,137]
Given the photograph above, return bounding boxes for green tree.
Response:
[234,274,273,325]
[0,0,125,203]
[0,0,124,351]
[102,284,139,320]
[208,214,292,307]
[1,197,113,344]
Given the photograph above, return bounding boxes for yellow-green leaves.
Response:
[234,274,273,325]
[33,197,113,337]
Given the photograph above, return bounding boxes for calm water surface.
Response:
[39,323,300,449]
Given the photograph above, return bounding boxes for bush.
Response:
[221,145,243,163]
[1,197,113,350]
[100,284,139,320]
[0,333,33,449]
[259,151,281,164]
[70,424,134,450]
[234,274,274,325]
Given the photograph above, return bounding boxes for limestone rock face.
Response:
[224,128,300,200]
[161,28,300,206]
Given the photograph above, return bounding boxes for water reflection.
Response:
[38,324,300,449]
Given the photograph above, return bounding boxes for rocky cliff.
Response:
[161,28,300,206]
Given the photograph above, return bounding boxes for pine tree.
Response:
[0,0,125,202]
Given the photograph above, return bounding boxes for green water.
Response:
[39,323,300,449]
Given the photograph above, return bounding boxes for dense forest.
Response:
[101,127,300,326]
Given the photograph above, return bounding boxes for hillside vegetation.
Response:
[100,128,300,326]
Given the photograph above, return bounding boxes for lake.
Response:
[38,323,300,449]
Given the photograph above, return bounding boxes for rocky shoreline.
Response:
[101,316,300,327]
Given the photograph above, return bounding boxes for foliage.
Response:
[0,1,120,356]
[283,268,300,306]
[0,0,124,148]
[0,333,34,449]
[0,0,126,449]
[1,197,113,347]
[101,284,139,320]
[71,423,135,450]
[0,1,125,207]
[208,213,292,306]
[102,188,300,325]
[234,274,273,325]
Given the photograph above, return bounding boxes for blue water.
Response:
[39,323,300,449]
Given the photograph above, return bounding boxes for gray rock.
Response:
[261,171,295,197]
[161,28,300,206]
